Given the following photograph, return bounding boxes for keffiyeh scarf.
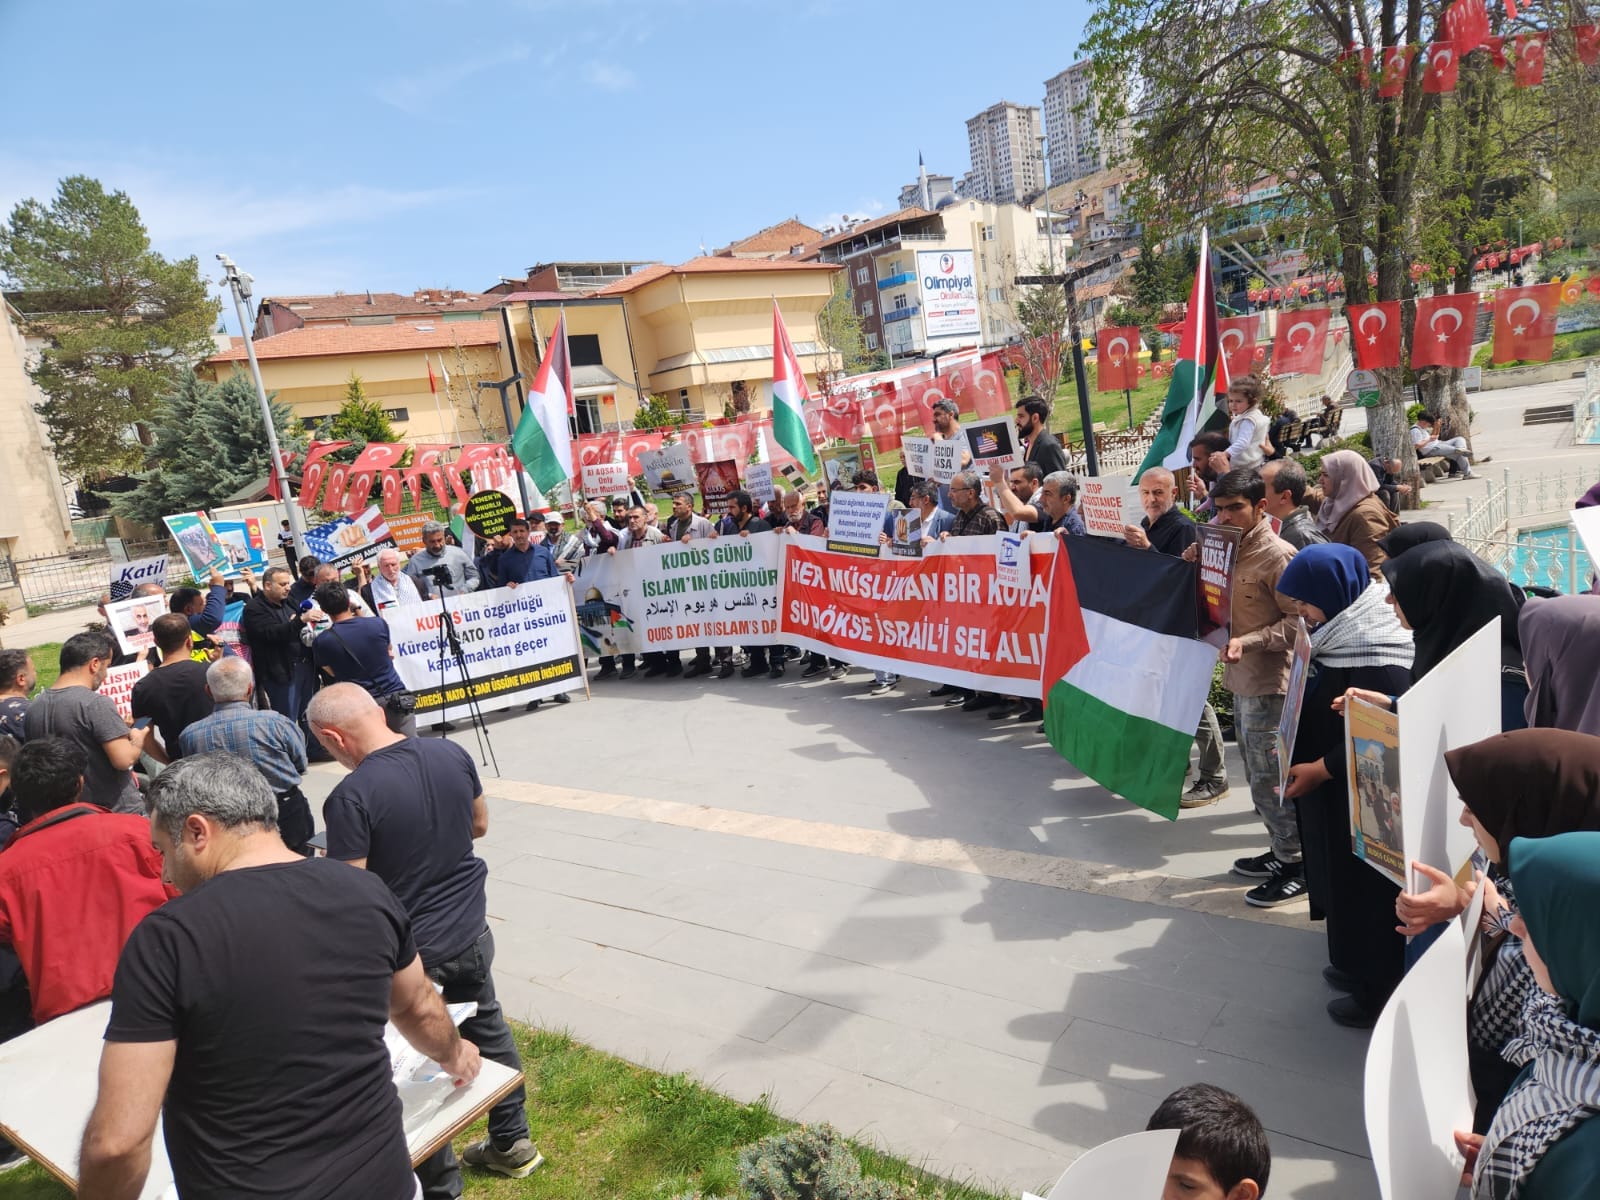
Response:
[1475,990,1600,1199]
[1309,583,1416,669]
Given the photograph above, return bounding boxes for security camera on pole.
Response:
[216,255,305,546]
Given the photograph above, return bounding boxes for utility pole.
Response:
[477,374,532,515]
[1016,239,1138,478]
[216,255,304,544]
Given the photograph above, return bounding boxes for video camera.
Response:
[420,564,454,587]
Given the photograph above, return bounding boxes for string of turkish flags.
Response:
[1338,0,1597,96]
[1312,282,1573,373]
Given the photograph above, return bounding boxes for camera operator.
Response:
[404,521,479,599]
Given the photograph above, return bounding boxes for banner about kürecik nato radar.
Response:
[383,580,583,721]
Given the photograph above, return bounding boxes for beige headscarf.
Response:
[1315,449,1381,533]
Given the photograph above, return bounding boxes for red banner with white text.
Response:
[778,536,1053,697]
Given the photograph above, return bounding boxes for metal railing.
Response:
[1449,467,1596,594]
[1577,361,1600,445]
[4,541,193,612]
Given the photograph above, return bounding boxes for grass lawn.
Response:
[1050,372,1168,445]
[16,644,62,693]
[0,1024,1008,1200]
[1472,324,1600,369]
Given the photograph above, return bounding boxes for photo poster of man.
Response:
[820,444,863,488]
[890,509,924,558]
[1275,618,1313,794]
[104,594,168,657]
[211,518,270,576]
[694,459,741,518]
[1346,697,1405,885]
[162,511,230,579]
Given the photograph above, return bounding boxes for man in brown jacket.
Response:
[1188,468,1303,907]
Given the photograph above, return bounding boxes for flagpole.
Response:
[430,355,449,444]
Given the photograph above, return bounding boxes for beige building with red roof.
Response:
[712,218,823,260]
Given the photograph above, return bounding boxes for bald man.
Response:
[1123,467,1197,557]
[307,685,542,1188]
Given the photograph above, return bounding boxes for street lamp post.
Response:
[216,255,305,545]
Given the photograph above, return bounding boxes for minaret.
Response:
[918,151,931,210]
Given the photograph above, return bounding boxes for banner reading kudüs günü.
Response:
[780,534,1054,697]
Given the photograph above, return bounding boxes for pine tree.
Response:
[0,176,220,479]
[314,373,397,448]
[112,372,303,526]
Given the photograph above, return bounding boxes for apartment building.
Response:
[964,101,1043,204]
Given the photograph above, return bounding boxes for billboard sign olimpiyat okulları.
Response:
[917,249,980,339]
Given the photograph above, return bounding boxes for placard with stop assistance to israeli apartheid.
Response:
[780,534,1053,697]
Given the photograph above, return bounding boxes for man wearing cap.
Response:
[542,512,584,577]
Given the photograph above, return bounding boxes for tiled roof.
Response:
[714,218,824,256]
[206,320,502,363]
[808,207,937,251]
[261,290,499,321]
[592,257,839,296]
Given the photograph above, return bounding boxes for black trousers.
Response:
[416,928,529,1199]
[275,785,315,856]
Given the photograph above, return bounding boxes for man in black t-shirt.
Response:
[80,752,479,1200]
[130,615,214,763]
[309,685,542,1194]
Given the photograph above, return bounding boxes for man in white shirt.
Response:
[356,548,421,613]
[1409,411,1475,478]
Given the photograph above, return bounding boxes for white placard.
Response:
[996,531,1030,591]
[744,462,776,503]
[1035,1128,1181,1200]
[929,439,962,485]
[901,435,933,479]
[961,417,1022,469]
[97,661,149,722]
[916,248,979,338]
[639,443,695,495]
[581,460,630,498]
[1077,477,1138,538]
[0,999,522,1199]
[109,556,168,602]
[384,580,584,724]
[1364,912,1472,1200]
[103,595,169,658]
[1573,506,1600,582]
[1397,619,1502,888]
[825,492,891,556]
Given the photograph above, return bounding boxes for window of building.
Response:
[865,332,879,350]
[677,389,691,409]
[987,287,1004,302]
[982,225,996,242]
[573,394,603,436]
[862,300,874,317]
[893,293,908,311]
[856,266,869,285]
[568,333,603,367]
[348,315,396,326]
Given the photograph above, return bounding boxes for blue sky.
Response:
[1,0,1092,325]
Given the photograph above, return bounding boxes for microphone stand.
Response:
[429,576,498,776]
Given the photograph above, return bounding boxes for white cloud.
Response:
[372,43,532,113]
[806,198,888,231]
[582,59,636,90]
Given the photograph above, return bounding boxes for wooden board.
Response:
[0,1001,522,1193]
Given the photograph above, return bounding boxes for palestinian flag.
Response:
[1136,228,1229,479]
[1042,537,1219,821]
[770,300,819,474]
[511,311,575,495]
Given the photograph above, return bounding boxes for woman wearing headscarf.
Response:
[1314,450,1400,578]
[1380,539,1529,730]
[1434,731,1600,1131]
[1460,830,1600,1199]
[1520,596,1600,737]
[1279,544,1416,1028]
[1376,520,1452,559]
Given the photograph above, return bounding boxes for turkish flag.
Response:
[1095,326,1142,391]
[1347,301,1403,369]
[1575,25,1600,67]
[972,353,1011,418]
[943,361,978,415]
[1338,43,1374,87]
[620,431,664,478]
[1271,308,1331,376]
[1411,293,1480,368]
[819,395,864,442]
[1378,45,1417,97]
[1423,42,1459,92]
[1217,315,1258,381]
[861,386,902,456]
[1512,32,1547,86]
[380,468,405,515]
[1493,282,1561,363]
[574,433,621,470]
[1443,0,1490,54]
[298,441,350,510]
[348,441,407,472]
[905,373,949,436]
[1482,35,1508,68]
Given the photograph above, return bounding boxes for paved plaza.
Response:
[3,375,1593,1197]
